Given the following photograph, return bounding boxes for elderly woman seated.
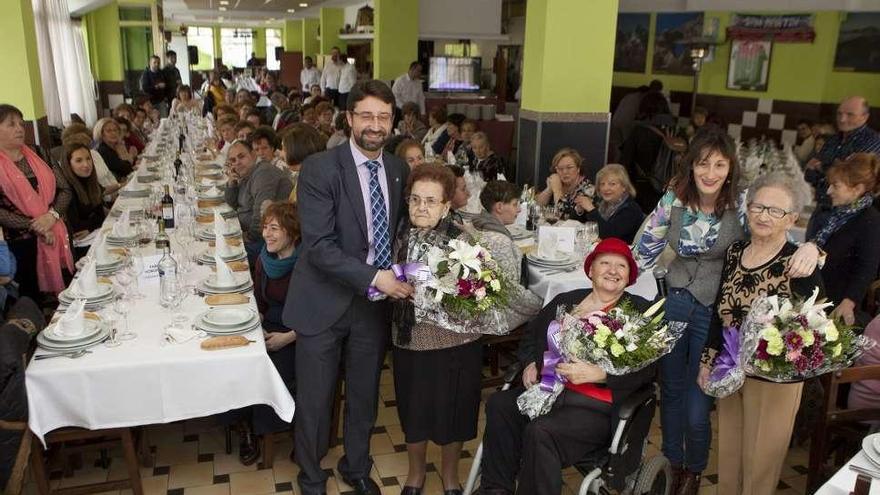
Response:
[469,132,505,181]
[471,181,542,330]
[573,163,644,243]
[698,172,823,495]
[478,238,658,495]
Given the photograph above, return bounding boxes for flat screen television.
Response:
[428,56,481,92]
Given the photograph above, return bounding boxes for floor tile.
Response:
[228,469,276,495]
[373,452,411,478]
[121,474,168,495]
[213,453,258,476]
[168,462,215,489]
[57,467,108,489]
[184,482,230,495]
[155,441,200,467]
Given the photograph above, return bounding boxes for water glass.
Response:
[113,296,136,341]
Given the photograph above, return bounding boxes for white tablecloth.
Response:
[528,263,659,306]
[26,133,295,445]
[817,450,880,494]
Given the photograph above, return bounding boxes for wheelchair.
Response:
[464,363,671,495]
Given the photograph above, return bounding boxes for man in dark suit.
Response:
[284,80,413,495]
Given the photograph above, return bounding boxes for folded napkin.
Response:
[58,299,86,337]
[112,209,132,237]
[77,258,101,296]
[95,233,114,264]
[163,325,206,344]
[214,254,236,287]
[213,209,229,236]
[206,185,222,197]
[537,232,559,259]
[214,227,232,257]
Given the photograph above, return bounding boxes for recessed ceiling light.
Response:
[218,6,226,10]
[299,3,308,7]
[219,0,228,4]
[287,8,295,13]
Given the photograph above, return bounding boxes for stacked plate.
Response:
[197,272,254,295]
[198,189,225,201]
[95,252,126,275]
[862,433,880,468]
[194,307,260,335]
[526,251,580,270]
[197,246,248,265]
[58,283,116,310]
[119,186,150,198]
[507,225,533,241]
[105,230,139,246]
[196,179,227,191]
[136,173,160,183]
[109,207,144,218]
[36,316,109,352]
[196,224,242,241]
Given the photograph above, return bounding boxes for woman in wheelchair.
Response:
[477,238,658,495]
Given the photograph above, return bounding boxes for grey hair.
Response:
[746,171,811,215]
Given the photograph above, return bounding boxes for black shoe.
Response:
[238,430,260,466]
[400,486,422,495]
[340,476,380,495]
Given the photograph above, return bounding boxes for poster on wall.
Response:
[614,13,650,73]
[652,12,704,75]
[833,12,880,73]
[727,39,772,91]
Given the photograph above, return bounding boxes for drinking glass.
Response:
[542,205,560,226]
[129,252,147,300]
[102,310,121,348]
[113,295,136,341]
[114,264,134,298]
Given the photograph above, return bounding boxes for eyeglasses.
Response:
[747,202,791,219]
[350,111,393,124]
[407,195,443,208]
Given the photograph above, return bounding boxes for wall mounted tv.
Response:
[428,56,481,92]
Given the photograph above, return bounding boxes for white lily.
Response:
[447,239,483,279]
[425,246,447,274]
[644,298,666,318]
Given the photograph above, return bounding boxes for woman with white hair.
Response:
[573,163,645,243]
[698,171,823,495]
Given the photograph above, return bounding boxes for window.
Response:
[187,27,215,72]
[220,28,254,69]
[266,28,282,70]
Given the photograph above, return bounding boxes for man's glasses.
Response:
[350,111,393,124]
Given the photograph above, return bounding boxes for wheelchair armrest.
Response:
[503,361,524,385]
[617,383,656,421]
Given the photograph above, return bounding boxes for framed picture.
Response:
[614,13,650,73]
[652,12,704,75]
[833,12,880,73]
[727,39,772,91]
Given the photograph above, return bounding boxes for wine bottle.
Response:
[161,184,175,229]
[173,152,182,179]
[157,241,178,308]
[155,219,170,250]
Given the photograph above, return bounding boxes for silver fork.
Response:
[34,349,92,360]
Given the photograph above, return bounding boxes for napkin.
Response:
[163,326,206,344]
[214,254,236,287]
[205,185,222,197]
[213,209,229,236]
[214,226,232,257]
[95,233,114,264]
[77,258,101,296]
[112,209,132,237]
[537,231,559,259]
[58,299,86,337]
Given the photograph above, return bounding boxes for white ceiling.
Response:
[163,0,367,26]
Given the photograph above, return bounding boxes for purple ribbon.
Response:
[366,263,425,300]
[709,327,741,382]
[539,320,565,392]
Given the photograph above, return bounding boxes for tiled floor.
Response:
[22,360,817,495]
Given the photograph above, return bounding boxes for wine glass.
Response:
[113,295,136,341]
[102,310,121,348]
[543,205,560,226]
[114,263,134,298]
[129,252,147,300]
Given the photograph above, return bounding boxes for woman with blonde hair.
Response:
[574,163,644,243]
[536,147,594,220]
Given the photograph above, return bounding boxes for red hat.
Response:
[583,237,639,286]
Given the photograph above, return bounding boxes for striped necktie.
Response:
[366,160,391,269]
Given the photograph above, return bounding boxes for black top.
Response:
[516,288,658,417]
[139,68,166,105]
[96,142,133,180]
[579,196,645,244]
[65,193,106,235]
[706,241,824,354]
[471,153,505,182]
[820,207,880,307]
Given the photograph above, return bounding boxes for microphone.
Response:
[653,265,668,298]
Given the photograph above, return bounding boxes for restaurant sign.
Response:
[726,14,815,42]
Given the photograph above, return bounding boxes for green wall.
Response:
[84,2,124,81]
[122,26,151,71]
[320,8,346,55]
[303,18,320,62]
[374,0,418,81]
[612,11,880,105]
[253,28,267,59]
[284,19,304,53]
[0,0,44,119]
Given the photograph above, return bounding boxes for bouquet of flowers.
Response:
[517,299,685,419]
[705,288,874,398]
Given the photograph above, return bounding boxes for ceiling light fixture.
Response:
[287,8,295,13]
[219,6,226,11]
[219,0,228,4]
[299,3,308,7]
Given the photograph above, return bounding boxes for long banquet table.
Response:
[25,120,295,445]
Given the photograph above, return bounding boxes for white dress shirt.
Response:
[392,73,426,114]
[339,63,358,94]
[300,66,321,92]
[320,61,343,91]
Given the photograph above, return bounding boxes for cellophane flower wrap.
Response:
[400,230,511,335]
[705,288,875,398]
[517,298,685,419]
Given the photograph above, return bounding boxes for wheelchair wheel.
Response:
[632,455,671,495]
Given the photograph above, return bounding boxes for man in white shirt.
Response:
[320,47,345,108]
[300,56,321,94]
[392,61,426,115]
[338,58,358,109]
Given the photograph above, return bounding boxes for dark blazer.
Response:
[820,207,880,318]
[516,288,658,421]
[96,142,133,181]
[283,143,409,336]
[579,196,645,244]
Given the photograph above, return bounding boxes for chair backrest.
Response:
[824,364,880,425]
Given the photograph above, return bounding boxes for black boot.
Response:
[238,425,260,466]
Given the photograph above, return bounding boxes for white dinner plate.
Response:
[96,253,125,267]
[36,326,109,351]
[201,308,257,327]
[526,253,578,267]
[196,225,241,239]
[200,247,246,261]
[42,318,104,343]
[197,280,254,295]
[194,318,261,336]
[203,273,250,291]
[863,433,880,468]
[62,282,114,300]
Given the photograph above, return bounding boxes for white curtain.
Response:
[32,0,98,127]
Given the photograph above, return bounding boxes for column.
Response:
[319,7,346,56]
[0,0,48,146]
[516,0,618,186]
[213,26,223,68]
[83,1,124,118]
[373,0,418,82]
[302,18,320,62]
[284,19,304,54]
[253,28,267,61]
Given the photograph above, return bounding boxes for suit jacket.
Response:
[283,143,409,336]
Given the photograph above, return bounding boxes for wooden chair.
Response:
[1,418,32,495]
[807,364,880,492]
[481,324,526,389]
